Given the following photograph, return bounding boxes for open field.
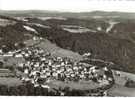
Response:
[108,70,135,96]
[23,38,82,61]
[36,39,82,61]
[108,84,135,97]
[0,77,22,87]
[48,80,100,90]
[112,70,135,86]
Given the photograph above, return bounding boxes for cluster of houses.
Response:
[11,46,114,90]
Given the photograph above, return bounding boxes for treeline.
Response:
[0,22,32,53]
[55,33,135,73]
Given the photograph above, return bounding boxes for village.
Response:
[0,41,115,96]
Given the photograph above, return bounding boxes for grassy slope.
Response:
[108,84,135,97]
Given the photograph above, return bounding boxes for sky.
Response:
[0,0,135,12]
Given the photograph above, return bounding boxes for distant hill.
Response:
[1,10,135,19]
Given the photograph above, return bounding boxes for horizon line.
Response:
[0,9,135,13]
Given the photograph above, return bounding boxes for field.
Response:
[112,70,135,86]
[48,80,100,90]
[23,38,82,61]
[108,84,135,97]
[0,77,22,87]
[36,39,82,61]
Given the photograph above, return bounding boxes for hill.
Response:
[1,13,135,73]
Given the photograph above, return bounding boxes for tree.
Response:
[25,82,34,96]
[8,86,19,96]
[0,85,8,95]
[17,85,28,96]
[0,61,4,68]
[41,87,48,96]
[125,79,135,88]
[34,86,42,96]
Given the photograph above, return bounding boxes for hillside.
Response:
[26,17,135,73]
[1,11,135,96]
[1,12,135,74]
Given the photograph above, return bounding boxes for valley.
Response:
[0,11,135,96]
